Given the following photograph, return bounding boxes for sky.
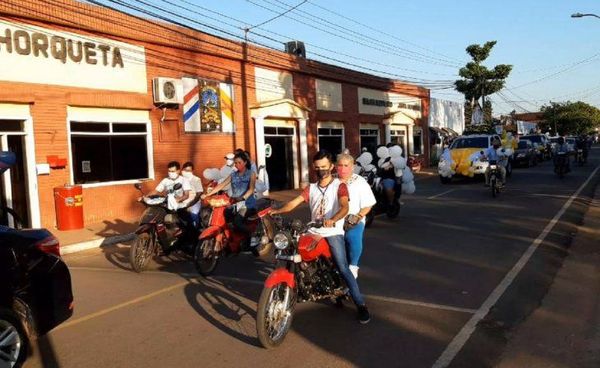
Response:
[93,0,600,115]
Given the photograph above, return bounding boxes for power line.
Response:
[511,53,600,89]
[246,0,307,31]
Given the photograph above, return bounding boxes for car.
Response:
[438,134,503,183]
[1,226,74,367]
[520,134,551,160]
[512,139,537,167]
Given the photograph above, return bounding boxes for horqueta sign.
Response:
[0,20,147,93]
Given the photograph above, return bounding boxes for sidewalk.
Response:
[495,185,600,368]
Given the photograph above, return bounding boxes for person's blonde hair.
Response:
[336,153,355,165]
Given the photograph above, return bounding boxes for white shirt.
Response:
[302,178,348,237]
[344,174,377,223]
[155,176,193,208]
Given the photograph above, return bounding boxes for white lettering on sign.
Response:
[0,20,147,93]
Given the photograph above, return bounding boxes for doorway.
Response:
[264,126,295,191]
[1,121,30,227]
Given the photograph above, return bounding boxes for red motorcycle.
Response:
[256,219,348,348]
[193,194,276,276]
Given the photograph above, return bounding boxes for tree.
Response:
[540,101,600,136]
[455,41,512,124]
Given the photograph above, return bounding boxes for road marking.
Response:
[432,164,600,368]
[67,267,475,315]
[53,280,189,332]
[364,295,476,314]
[427,189,456,200]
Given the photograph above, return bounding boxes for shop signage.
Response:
[0,20,147,93]
[362,98,393,108]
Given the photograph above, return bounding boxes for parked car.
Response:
[513,139,537,167]
[0,224,74,367]
[520,134,551,160]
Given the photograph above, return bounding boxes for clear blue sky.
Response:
[100,0,600,115]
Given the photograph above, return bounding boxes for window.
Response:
[360,128,379,156]
[317,124,344,155]
[390,128,407,156]
[69,120,150,184]
[413,127,423,155]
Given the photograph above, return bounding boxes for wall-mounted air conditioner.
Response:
[152,77,183,105]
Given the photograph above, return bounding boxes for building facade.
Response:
[0,0,429,229]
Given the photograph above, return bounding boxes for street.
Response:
[25,148,599,368]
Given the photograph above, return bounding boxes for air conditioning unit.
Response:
[152,77,183,105]
[285,41,306,58]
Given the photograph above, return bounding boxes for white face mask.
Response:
[168,172,179,180]
[182,171,193,179]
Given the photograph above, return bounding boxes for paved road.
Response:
[26,148,600,368]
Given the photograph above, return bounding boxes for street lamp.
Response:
[571,12,600,19]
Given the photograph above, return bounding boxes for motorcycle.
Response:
[193,194,276,276]
[256,219,350,349]
[554,152,569,179]
[488,160,502,198]
[130,183,199,273]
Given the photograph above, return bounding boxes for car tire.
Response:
[0,308,29,368]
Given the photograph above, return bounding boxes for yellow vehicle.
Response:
[438,134,502,184]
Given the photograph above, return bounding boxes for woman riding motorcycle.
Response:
[202,152,257,249]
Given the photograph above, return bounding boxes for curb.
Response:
[60,233,136,255]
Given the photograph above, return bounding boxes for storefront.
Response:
[0,0,429,228]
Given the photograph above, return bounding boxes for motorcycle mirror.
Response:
[291,219,304,232]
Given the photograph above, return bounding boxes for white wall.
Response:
[254,67,293,102]
[429,98,465,134]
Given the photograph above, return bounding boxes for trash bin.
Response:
[54,185,84,230]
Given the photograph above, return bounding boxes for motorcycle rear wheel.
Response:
[130,233,155,273]
[256,283,295,349]
[194,238,218,276]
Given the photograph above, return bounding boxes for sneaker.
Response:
[357,305,371,324]
[349,265,359,279]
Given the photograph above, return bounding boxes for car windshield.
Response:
[450,137,489,149]
[521,135,542,143]
[517,141,529,149]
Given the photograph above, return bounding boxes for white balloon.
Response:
[391,156,407,170]
[219,165,233,180]
[402,181,416,194]
[389,145,403,158]
[402,166,414,183]
[376,146,390,159]
[203,168,221,181]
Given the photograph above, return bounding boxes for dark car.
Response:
[513,139,537,167]
[0,226,74,367]
[520,134,551,160]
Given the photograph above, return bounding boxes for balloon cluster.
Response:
[438,148,455,178]
[376,145,416,195]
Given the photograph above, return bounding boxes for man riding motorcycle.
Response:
[554,136,571,173]
[147,161,194,209]
[481,139,507,187]
[576,135,589,164]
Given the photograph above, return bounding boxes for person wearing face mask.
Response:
[182,162,203,228]
[271,150,371,324]
[481,138,507,187]
[202,152,257,248]
[147,161,193,208]
[336,153,376,279]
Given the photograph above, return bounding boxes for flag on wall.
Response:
[220,82,234,133]
[182,77,201,132]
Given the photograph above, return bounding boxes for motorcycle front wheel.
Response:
[130,233,155,273]
[256,283,295,349]
[194,238,218,276]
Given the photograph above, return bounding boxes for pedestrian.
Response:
[336,153,376,279]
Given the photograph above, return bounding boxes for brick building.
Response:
[0,0,429,229]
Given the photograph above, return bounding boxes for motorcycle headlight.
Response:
[273,231,291,250]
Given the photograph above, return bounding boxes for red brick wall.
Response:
[0,0,429,228]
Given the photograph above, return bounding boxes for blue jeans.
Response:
[382,178,396,190]
[327,235,366,306]
[345,222,365,266]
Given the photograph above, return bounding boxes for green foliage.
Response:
[540,101,600,136]
[464,100,493,125]
[463,123,495,135]
[455,41,512,110]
